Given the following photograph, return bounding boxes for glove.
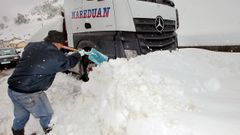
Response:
[77,49,86,56]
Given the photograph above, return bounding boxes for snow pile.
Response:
[1,49,240,135]
[80,59,191,134]
[48,49,240,135]
[46,52,193,135]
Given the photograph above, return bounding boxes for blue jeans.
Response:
[8,88,53,131]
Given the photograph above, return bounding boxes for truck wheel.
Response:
[79,51,98,82]
[79,55,89,82]
[77,41,97,82]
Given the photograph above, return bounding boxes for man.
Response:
[7,30,84,135]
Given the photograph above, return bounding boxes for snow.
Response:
[0,16,63,42]
[28,16,63,42]
[0,0,240,135]
[1,49,240,135]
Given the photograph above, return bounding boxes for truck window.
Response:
[138,0,175,7]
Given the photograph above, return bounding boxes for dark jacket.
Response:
[8,41,81,93]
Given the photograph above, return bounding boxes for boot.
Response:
[43,127,52,134]
[12,128,24,135]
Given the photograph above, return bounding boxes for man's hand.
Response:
[78,49,86,56]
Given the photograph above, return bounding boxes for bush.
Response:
[37,18,42,21]
[14,13,30,25]
[0,23,7,30]
[2,16,9,23]
[31,1,62,20]
[0,23,4,29]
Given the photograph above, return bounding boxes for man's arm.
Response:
[56,52,81,72]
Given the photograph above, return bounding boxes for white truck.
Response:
[63,0,179,81]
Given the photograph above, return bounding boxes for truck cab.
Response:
[63,0,179,80]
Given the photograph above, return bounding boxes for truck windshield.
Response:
[138,0,175,7]
[0,48,16,56]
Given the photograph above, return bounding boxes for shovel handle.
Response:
[60,45,77,52]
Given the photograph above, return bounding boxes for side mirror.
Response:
[167,0,175,7]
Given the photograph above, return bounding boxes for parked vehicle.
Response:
[0,48,20,70]
[63,0,179,81]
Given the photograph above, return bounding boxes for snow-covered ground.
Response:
[1,49,240,135]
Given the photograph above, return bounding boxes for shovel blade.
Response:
[87,48,108,65]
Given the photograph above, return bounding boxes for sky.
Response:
[174,0,240,45]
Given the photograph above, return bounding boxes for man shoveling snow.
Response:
[7,30,84,135]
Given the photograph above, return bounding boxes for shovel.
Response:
[60,45,108,65]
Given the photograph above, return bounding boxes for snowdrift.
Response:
[1,49,240,135]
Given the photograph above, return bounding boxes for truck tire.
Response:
[76,40,97,82]
[79,55,90,82]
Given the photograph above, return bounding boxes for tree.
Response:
[2,16,9,23]
[0,23,5,30]
[14,13,30,25]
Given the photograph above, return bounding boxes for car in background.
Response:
[0,48,20,70]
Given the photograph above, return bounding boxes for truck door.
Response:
[73,0,116,33]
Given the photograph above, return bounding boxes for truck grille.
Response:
[133,18,177,53]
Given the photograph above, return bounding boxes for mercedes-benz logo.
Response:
[155,16,165,33]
